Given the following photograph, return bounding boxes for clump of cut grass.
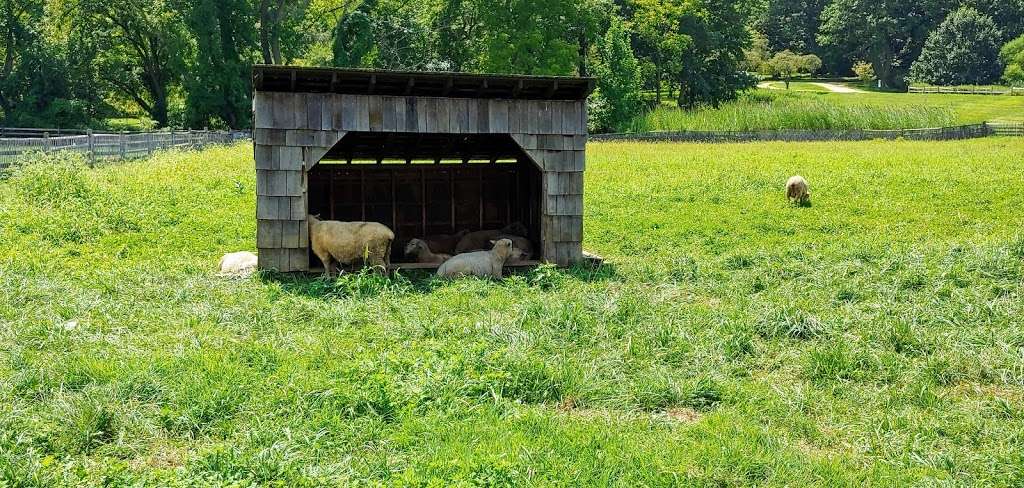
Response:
[630,91,957,132]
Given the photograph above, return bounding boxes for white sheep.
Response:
[404,238,451,264]
[437,238,514,279]
[786,175,811,205]
[308,215,394,275]
[218,251,258,277]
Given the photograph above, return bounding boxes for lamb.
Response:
[218,251,258,277]
[437,238,514,279]
[308,215,394,276]
[454,222,529,254]
[404,238,452,264]
[786,175,811,205]
[422,230,469,255]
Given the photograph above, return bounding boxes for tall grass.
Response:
[630,92,957,132]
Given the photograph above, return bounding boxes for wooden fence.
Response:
[0,129,249,168]
[909,86,1024,96]
[987,122,1024,136]
[590,123,1006,143]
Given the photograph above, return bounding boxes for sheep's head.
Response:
[404,239,426,256]
[490,238,514,260]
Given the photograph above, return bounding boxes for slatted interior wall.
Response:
[254,92,587,271]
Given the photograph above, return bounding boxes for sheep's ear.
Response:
[489,240,496,245]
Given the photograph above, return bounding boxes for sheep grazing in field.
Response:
[454,222,529,254]
[422,230,469,255]
[437,238,515,279]
[404,238,452,264]
[308,215,394,276]
[218,251,258,277]
[786,175,811,206]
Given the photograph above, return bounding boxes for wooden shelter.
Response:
[252,66,594,272]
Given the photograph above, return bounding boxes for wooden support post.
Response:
[450,170,455,232]
[360,170,366,221]
[478,167,484,229]
[421,168,427,237]
[119,131,127,160]
[43,132,51,154]
[86,129,95,167]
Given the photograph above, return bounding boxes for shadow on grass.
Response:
[262,260,620,299]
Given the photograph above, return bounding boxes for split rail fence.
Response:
[909,86,1024,96]
[0,129,250,168]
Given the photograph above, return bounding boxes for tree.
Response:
[332,0,434,70]
[1002,34,1024,86]
[76,0,189,127]
[675,0,759,108]
[628,0,690,105]
[258,0,309,65]
[591,17,644,132]
[909,7,1004,86]
[819,0,956,90]
[177,0,256,128]
[766,50,821,88]
[474,0,580,75]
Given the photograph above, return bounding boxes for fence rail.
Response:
[591,123,1007,143]
[988,122,1024,136]
[909,86,1024,96]
[0,129,250,168]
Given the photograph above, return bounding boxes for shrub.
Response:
[1002,34,1024,86]
[910,7,1004,86]
[853,61,876,86]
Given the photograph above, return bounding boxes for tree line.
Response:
[1,0,1022,132]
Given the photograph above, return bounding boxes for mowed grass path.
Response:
[2,140,1024,486]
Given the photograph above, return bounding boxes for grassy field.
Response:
[639,89,1024,132]
[2,140,1024,486]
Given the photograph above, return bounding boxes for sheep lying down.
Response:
[309,215,394,275]
[437,238,516,279]
[218,251,258,277]
[404,238,451,264]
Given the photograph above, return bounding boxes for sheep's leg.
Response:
[314,249,334,277]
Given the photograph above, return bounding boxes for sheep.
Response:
[495,234,534,263]
[404,238,452,264]
[786,175,811,205]
[308,215,394,276]
[422,230,469,255]
[437,238,514,279]
[218,251,258,277]
[454,222,529,254]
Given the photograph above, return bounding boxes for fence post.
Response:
[87,129,95,167]
[119,131,126,160]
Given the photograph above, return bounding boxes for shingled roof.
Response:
[253,65,595,101]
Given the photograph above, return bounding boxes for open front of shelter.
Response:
[252,66,594,272]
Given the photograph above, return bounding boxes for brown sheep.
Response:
[454,222,529,254]
[404,238,452,264]
[422,230,469,255]
[308,215,394,276]
[786,175,811,205]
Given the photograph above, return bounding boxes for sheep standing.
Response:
[437,238,514,279]
[455,222,529,254]
[404,238,451,264]
[786,175,811,205]
[423,230,469,255]
[218,251,258,277]
[308,215,394,275]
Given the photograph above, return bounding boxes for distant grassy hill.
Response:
[634,88,1024,132]
[3,141,1024,484]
